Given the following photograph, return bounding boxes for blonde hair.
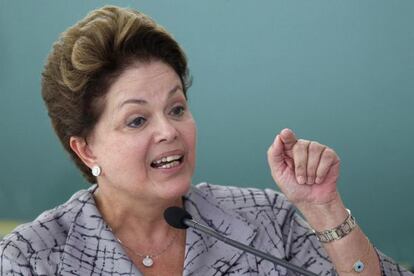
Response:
[41,6,190,183]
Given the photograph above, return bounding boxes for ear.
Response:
[69,136,97,169]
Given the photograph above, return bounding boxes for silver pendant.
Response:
[142,256,154,267]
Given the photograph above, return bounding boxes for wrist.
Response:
[313,208,357,243]
[296,193,349,232]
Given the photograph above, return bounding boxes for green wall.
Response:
[1,0,413,264]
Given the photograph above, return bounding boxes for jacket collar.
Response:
[57,184,257,276]
[183,185,258,275]
[58,185,142,275]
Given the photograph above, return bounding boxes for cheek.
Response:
[99,136,150,172]
[183,121,197,158]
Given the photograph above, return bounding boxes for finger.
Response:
[315,148,339,184]
[292,139,310,184]
[279,128,298,152]
[268,135,285,169]
[306,142,325,184]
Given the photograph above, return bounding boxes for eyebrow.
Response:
[118,85,182,109]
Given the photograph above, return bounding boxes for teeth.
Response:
[158,160,180,169]
[153,155,182,165]
[166,155,181,162]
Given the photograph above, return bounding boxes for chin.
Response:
[155,177,192,201]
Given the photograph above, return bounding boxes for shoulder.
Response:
[192,182,293,211]
[0,186,95,259]
[191,182,297,228]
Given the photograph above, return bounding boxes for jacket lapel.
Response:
[56,184,257,275]
[183,186,257,276]
[57,185,142,276]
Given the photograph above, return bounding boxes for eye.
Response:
[127,116,146,128]
[170,105,185,117]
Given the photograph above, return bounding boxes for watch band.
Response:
[313,209,357,243]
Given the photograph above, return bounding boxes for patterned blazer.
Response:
[0,183,411,275]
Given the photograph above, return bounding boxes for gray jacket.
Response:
[0,183,411,275]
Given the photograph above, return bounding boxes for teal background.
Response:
[1,0,413,264]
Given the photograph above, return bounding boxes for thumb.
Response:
[279,128,297,151]
[267,135,285,170]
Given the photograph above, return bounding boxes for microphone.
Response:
[164,207,317,276]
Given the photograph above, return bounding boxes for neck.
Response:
[93,184,185,243]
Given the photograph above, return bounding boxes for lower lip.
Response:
[151,159,185,174]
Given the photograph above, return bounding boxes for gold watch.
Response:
[313,209,357,243]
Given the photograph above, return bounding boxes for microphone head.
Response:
[164,206,192,229]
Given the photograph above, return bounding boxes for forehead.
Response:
[106,61,182,104]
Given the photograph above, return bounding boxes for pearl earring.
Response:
[91,165,101,177]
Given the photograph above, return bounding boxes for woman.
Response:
[0,5,411,276]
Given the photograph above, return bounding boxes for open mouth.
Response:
[150,154,184,169]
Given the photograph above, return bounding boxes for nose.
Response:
[153,116,178,144]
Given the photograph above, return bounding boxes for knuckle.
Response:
[309,141,324,152]
[309,148,322,157]
[309,141,321,147]
[294,140,309,151]
[298,139,310,146]
[324,148,337,159]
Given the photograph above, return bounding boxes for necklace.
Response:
[115,231,179,268]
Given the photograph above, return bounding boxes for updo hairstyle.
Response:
[41,6,190,183]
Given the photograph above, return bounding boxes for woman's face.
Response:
[87,60,196,202]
